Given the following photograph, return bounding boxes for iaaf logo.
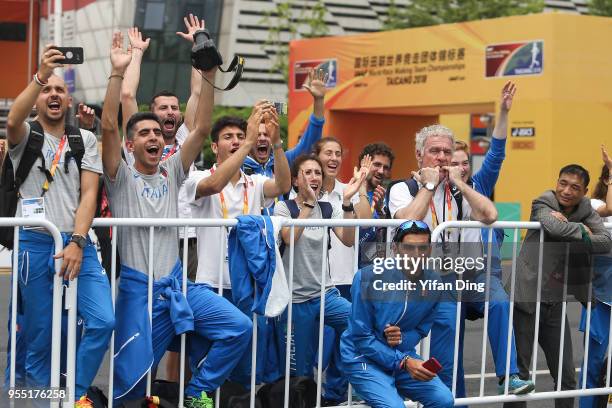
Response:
[486,40,543,78]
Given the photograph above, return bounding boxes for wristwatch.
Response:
[342,202,354,212]
[424,182,435,191]
[70,233,87,249]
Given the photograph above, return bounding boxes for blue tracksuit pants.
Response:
[275,288,350,400]
[16,230,114,399]
[344,357,454,408]
[219,289,282,386]
[125,282,252,400]
[578,302,611,408]
[430,271,519,399]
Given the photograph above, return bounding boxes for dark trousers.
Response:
[504,303,576,408]
[179,237,198,282]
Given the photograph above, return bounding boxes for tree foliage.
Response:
[263,0,329,83]
[384,0,544,30]
[589,0,612,16]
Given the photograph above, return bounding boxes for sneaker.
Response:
[498,374,535,395]
[75,395,94,407]
[185,391,215,408]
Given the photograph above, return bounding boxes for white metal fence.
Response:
[4,218,612,407]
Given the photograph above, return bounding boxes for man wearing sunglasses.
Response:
[341,220,453,408]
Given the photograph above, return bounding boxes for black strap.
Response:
[208,55,245,91]
[63,124,85,174]
[17,121,46,193]
[281,200,333,255]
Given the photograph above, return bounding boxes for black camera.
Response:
[191,29,223,71]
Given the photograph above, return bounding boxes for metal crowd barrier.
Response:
[3,218,65,408]
[5,218,612,407]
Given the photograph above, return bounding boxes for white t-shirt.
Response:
[185,167,273,287]
[591,198,612,223]
[319,180,360,286]
[389,181,473,243]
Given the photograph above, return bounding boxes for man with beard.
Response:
[121,17,204,282]
[242,68,327,183]
[5,45,115,406]
[356,143,394,268]
[102,31,251,407]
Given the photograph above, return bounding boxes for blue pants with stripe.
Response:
[15,230,115,399]
[345,358,454,408]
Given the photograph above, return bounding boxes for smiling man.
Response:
[508,164,612,408]
[5,44,114,405]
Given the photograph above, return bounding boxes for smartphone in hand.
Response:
[422,357,442,374]
[52,47,84,64]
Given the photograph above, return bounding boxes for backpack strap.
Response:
[404,178,419,197]
[63,125,84,174]
[280,200,333,255]
[285,199,300,219]
[18,121,48,191]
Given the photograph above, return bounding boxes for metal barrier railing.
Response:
[3,218,65,408]
[5,218,612,407]
[431,220,612,406]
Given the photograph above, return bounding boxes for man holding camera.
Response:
[102,31,251,406]
[5,45,115,405]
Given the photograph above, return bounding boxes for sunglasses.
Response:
[393,220,431,242]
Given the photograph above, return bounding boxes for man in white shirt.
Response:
[183,104,291,385]
[388,124,499,399]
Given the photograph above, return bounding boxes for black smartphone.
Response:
[53,47,84,64]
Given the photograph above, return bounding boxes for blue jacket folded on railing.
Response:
[228,215,289,317]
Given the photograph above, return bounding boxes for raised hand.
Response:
[110,31,132,73]
[299,170,317,203]
[177,13,206,43]
[442,166,463,185]
[412,166,440,186]
[127,27,150,52]
[76,103,95,130]
[344,169,367,203]
[355,154,372,180]
[302,68,328,100]
[500,81,516,112]
[245,103,266,146]
[372,185,386,211]
[602,145,612,170]
[265,106,281,145]
[37,44,65,82]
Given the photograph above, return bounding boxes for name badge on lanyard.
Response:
[21,197,46,229]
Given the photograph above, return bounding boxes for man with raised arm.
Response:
[5,45,114,406]
[102,31,251,407]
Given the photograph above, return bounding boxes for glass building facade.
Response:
[134,0,223,105]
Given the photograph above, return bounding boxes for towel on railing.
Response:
[228,215,289,317]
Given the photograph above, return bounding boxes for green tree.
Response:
[589,0,612,16]
[263,0,329,83]
[384,0,544,30]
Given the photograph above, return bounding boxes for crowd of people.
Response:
[2,14,612,408]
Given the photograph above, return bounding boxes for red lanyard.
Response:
[210,165,248,218]
[429,183,453,228]
[161,143,178,161]
[42,135,67,194]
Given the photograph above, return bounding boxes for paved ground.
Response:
[0,268,599,407]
